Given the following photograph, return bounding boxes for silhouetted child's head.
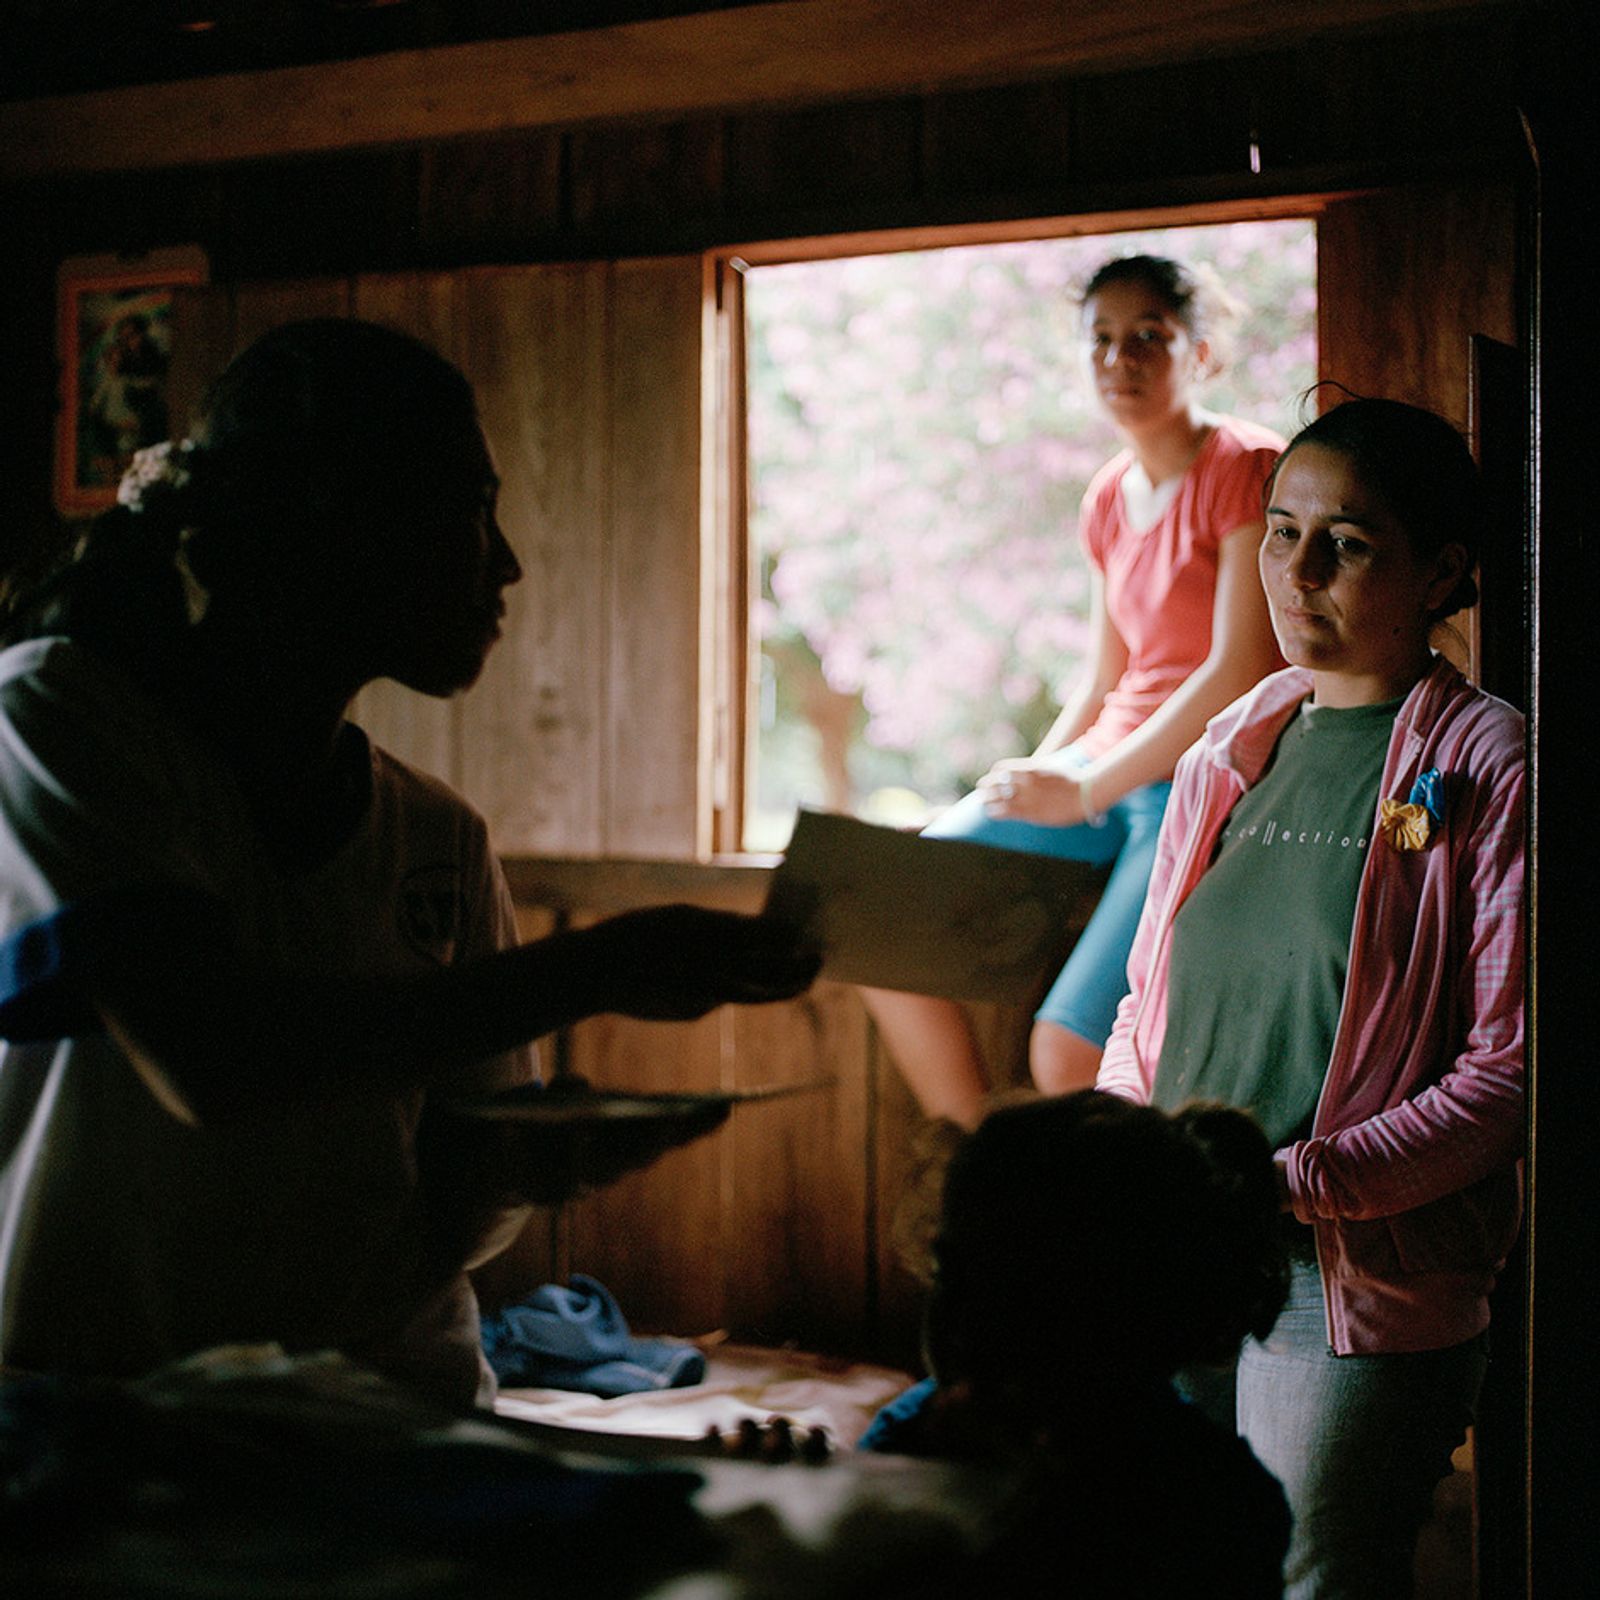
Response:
[925,1091,1287,1400]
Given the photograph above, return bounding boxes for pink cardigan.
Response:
[1099,659,1526,1355]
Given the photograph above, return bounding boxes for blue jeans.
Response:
[924,758,1171,1047]
[1178,1260,1486,1599]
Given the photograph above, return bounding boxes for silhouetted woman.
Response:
[0,319,814,1408]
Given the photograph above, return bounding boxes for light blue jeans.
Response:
[924,754,1171,1048]
[1179,1260,1487,1599]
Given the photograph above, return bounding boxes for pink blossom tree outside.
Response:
[746,221,1318,849]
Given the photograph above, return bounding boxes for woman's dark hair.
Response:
[925,1091,1288,1394]
[2,319,478,676]
[185,318,477,577]
[1268,395,1484,621]
[1079,253,1240,368]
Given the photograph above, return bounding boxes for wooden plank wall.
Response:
[1317,180,1524,690]
[164,258,704,858]
[1318,183,1521,421]
[348,259,706,858]
[0,12,1524,578]
[469,858,1060,1370]
[0,8,1529,1374]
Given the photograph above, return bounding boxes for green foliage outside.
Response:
[746,220,1318,850]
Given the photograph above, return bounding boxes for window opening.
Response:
[742,218,1317,852]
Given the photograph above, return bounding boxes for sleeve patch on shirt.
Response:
[398,866,466,965]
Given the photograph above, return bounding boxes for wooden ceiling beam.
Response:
[1,0,1514,180]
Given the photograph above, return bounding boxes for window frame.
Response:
[704,194,1330,854]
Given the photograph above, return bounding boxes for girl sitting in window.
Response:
[864,254,1284,1127]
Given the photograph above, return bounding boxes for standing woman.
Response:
[864,254,1284,1128]
[1100,398,1525,1596]
[0,319,815,1409]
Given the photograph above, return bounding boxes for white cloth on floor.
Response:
[494,1341,914,1449]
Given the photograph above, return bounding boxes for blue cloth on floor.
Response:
[856,1376,938,1452]
[481,1275,707,1397]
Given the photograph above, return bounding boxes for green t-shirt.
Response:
[1152,697,1401,1148]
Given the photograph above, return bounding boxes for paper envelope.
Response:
[763,808,1107,1005]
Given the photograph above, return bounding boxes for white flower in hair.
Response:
[117,439,192,511]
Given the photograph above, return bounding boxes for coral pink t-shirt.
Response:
[1076,415,1285,761]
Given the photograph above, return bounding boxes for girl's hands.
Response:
[977,759,1089,828]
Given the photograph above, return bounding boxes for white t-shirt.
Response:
[0,637,535,1406]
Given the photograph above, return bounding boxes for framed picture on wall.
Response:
[54,246,209,517]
